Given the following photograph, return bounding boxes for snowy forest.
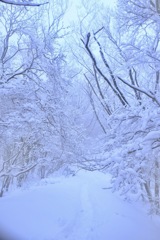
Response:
[0,0,160,222]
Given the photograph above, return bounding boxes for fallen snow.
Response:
[0,170,159,240]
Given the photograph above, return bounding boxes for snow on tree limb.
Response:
[0,0,48,6]
[117,76,160,107]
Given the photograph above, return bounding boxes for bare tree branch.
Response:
[118,76,160,107]
[93,33,129,106]
[0,0,48,6]
[81,34,128,106]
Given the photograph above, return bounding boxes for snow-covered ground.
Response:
[0,170,160,240]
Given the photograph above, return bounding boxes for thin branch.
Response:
[84,73,112,115]
[0,0,48,6]
[93,33,129,106]
[118,76,160,106]
[81,34,127,106]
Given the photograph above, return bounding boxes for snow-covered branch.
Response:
[117,76,160,107]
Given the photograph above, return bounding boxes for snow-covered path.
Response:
[0,170,160,240]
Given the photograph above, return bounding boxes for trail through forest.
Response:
[0,170,159,240]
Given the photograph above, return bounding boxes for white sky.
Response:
[63,0,116,25]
